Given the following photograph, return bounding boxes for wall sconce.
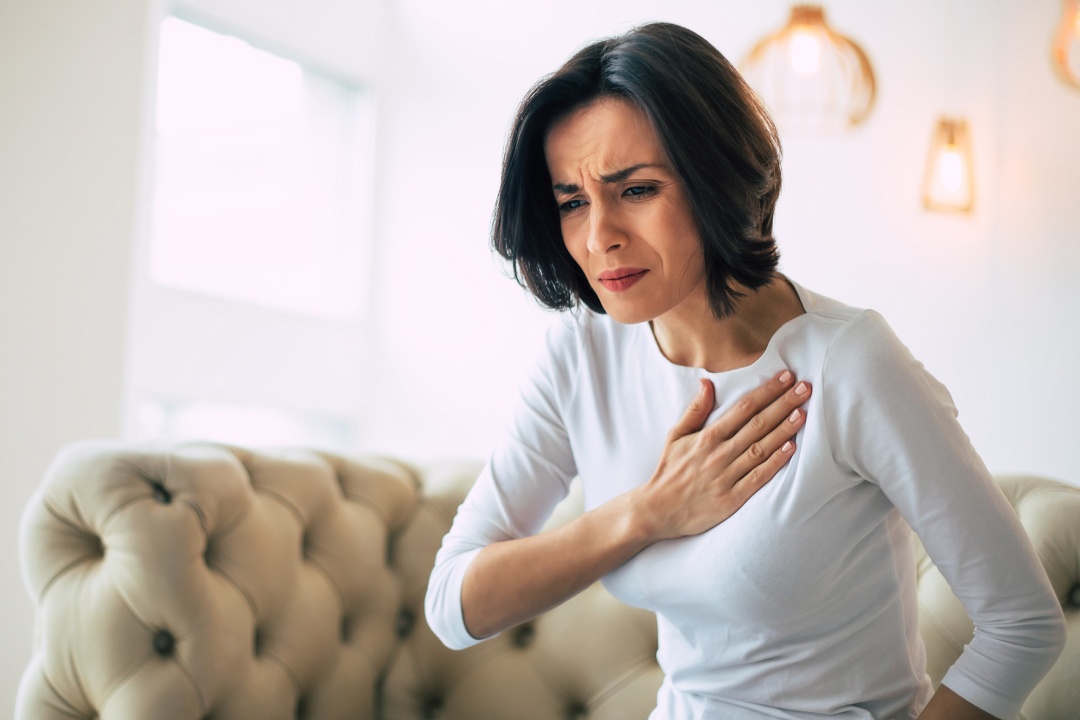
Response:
[741,5,876,128]
[1052,0,1080,88]
[922,117,974,213]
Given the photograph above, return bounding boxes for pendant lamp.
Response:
[922,118,974,213]
[741,5,876,129]
[1052,0,1080,88]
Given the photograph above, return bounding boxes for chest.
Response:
[561,342,897,627]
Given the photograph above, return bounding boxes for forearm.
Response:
[461,488,653,639]
[918,684,998,720]
[461,374,809,640]
[447,371,808,644]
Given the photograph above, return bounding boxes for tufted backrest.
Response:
[17,442,661,720]
[17,442,1080,720]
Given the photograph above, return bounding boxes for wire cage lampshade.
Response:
[741,5,877,129]
[1053,0,1080,88]
[922,117,975,213]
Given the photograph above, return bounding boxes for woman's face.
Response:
[544,97,706,326]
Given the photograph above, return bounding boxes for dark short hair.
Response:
[492,22,782,319]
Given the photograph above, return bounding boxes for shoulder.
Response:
[789,281,906,370]
[786,280,945,406]
[526,310,623,402]
[792,283,957,418]
[793,281,866,326]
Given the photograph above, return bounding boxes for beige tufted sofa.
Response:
[16,441,1080,720]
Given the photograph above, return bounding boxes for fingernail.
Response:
[794,382,808,395]
[782,441,794,452]
[779,370,792,384]
[788,409,800,423]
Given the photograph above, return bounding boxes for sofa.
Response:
[16,441,1080,720]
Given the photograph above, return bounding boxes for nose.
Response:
[585,203,625,255]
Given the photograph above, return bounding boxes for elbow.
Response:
[423,557,485,651]
[423,574,460,650]
[425,617,473,652]
[424,582,481,651]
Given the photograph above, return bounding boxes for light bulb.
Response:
[790,30,821,75]
[938,149,963,192]
[923,118,974,213]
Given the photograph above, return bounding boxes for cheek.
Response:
[668,205,704,271]
[679,242,706,280]
[560,223,589,268]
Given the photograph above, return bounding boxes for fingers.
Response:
[647,371,806,542]
[726,378,811,461]
[668,379,716,439]
[731,433,799,503]
[729,401,806,479]
[706,369,798,440]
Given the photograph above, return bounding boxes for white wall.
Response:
[1,0,1077,714]
[0,0,151,710]
[362,0,1080,487]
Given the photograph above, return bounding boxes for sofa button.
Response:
[153,629,175,657]
[421,697,442,719]
[396,608,415,638]
[566,702,588,719]
[511,623,535,649]
[1069,584,1080,608]
[150,482,172,504]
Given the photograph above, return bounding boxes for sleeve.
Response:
[424,318,580,650]
[822,310,1065,720]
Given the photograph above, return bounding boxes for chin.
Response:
[597,301,656,326]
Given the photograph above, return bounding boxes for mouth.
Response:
[597,268,648,292]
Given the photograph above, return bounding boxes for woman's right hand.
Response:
[633,369,811,542]
[458,369,810,641]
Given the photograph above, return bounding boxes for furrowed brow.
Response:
[551,163,667,195]
[600,163,665,184]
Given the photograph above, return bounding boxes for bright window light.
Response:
[150,17,370,318]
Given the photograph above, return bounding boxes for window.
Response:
[124,16,373,451]
[151,16,370,318]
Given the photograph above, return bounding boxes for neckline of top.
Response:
[638,277,813,377]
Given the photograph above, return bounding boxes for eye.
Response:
[623,185,656,199]
[558,198,587,215]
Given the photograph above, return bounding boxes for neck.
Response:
[649,275,805,373]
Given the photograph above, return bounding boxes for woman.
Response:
[425,22,1064,720]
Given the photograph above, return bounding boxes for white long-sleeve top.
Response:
[425,281,1065,720]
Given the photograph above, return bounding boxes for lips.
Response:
[597,267,648,292]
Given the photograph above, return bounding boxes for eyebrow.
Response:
[551,163,667,195]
